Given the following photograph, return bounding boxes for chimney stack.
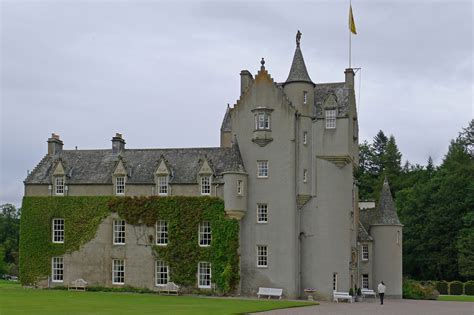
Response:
[240,70,253,95]
[47,133,63,156]
[112,133,125,154]
[345,68,355,87]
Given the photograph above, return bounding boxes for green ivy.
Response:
[20,196,240,293]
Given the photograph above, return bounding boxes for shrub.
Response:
[435,281,449,295]
[464,281,474,296]
[449,281,464,295]
[403,279,439,300]
[349,288,354,296]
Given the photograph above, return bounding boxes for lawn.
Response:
[437,295,474,302]
[0,281,316,315]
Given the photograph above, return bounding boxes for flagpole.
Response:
[349,0,352,69]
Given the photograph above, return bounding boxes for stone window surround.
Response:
[251,107,274,131]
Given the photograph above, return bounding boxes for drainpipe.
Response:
[294,112,302,299]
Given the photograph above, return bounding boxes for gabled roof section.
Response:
[358,222,373,242]
[285,45,314,86]
[25,147,245,185]
[52,160,65,176]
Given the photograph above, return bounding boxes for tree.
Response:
[372,130,388,175]
[0,204,20,275]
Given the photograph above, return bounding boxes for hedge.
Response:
[464,281,474,295]
[449,281,464,295]
[435,281,449,295]
[403,279,439,300]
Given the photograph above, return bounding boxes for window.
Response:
[52,218,64,243]
[198,262,211,288]
[112,259,125,285]
[332,273,338,291]
[51,257,64,282]
[325,109,336,129]
[199,221,212,247]
[156,220,168,246]
[257,161,268,178]
[257,204,268,223]
[237,180,243,195]
[155,260,169,286]
[397,231,401,245]
[115,176,125,195]
[200,176,211,195]
[255,113,271,130]
[362,274,369,289]
[158,176,168,196]
[303,169,308,183]
[303,91,308,104]
[362,244,369,261]
[257,245,268,267]
[55,177,64,195]
[303,131,308,145]
[113,220,125,245]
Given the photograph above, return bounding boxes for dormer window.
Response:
[158,176,168,196]
[55,177,65,195]
[325,109,337,129]
[201,176,211,195]
[255,112,271,130]
[115,176,125,195]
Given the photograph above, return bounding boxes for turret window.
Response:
[303,131,308,145]
[325,109,336,129]
[255,113,271,130]
[237,180,243,195]
[303,169,308,183]
[303,91,308,104]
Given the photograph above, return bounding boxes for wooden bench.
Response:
[257,287,283,299]
[157,282,180,295]
[361,288,376,298]
[333,291,353,303]
[68,278,88,291]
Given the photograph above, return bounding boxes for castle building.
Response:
[23,33,402,299]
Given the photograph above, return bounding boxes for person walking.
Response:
[377,281,386,305]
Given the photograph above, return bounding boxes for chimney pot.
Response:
[47,133,63,156]
[345,68,355,87]
[112,133,126,154]
[240,70,253,95]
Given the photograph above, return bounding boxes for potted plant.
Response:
[303,288,317,301]
[356,287,362,302]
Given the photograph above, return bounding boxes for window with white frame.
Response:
[303,169,308,183]
[257,245,268,267]
[303,131,308,145]
[113,219,125,245]
[51,257,64,282]
[155,260,169,286]
[255,112,271,130]
[257,204,268,223]
[198,262,211,288]
[303,91,308,104]
[362,274,369,289]
[332,273,338,291]
[257,161,268,178]
[112,259,125,285]
[52,218,64,243]
[325,109,337,129]
[199,221,212,247]
[55,177,64,195]
[362,244,369,261]
[156,220,168,246]
[237,180,243,195]
[200,176,211,195]
[115,176,125,195]
[158,176,168,195]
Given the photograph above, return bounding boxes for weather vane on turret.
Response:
[296,30,302,47]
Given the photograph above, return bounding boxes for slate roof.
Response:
[285,46,314,85]
[358,222,373,242]
[314,82,350,117]
[220,106,232,132]
[25,144,245,185]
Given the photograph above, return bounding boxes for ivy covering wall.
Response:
[20,196,240,293]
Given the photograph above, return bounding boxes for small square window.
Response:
[257,204,268,223]
[112,259,125,285]
[257,161,268,178]
[52,218,64,243]
[55,177,64,195]
[113,220,126,245]
[198,262,211,288]
[201,176,211,195]
[115,176,125,195]
[158,176,168,196]
[155,260,169,286]
[325,110,336,129]
[156,220,168,246]
[51,257,64,282]
[362,244,369,261]
[362,274,369,289]
[257,245,268,267]
[199,221,212,247]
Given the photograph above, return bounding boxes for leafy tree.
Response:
[372,130,388,175]
[0,204,20,275]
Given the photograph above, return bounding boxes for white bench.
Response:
[333,291,353,303]
[361,288,376,298]
[157,282,180,295]
[68,278,88,291]
[257,287,283,299]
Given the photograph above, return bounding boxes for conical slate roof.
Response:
[285,46,314,85]
[373,178,402,225]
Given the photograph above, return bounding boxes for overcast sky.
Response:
[1,0,472,206]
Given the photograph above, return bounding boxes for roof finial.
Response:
[260,57,265,70]
[296,30,302,47]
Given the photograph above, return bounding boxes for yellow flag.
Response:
[349,5,357,35]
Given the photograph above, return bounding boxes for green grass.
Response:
[0,280,316,315]
[438,295,474,302]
